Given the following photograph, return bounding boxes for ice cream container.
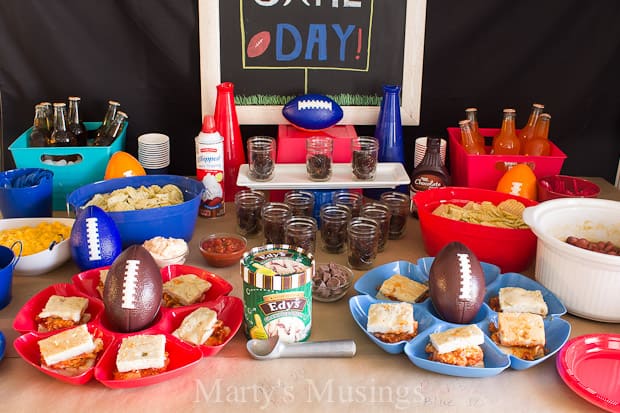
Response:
[241,245,314,343]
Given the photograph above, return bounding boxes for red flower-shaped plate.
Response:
[158,295,243,357]
[94,332,202,389]
[13,283,104,334]
[556,334,620,413]
[13,324,114,385]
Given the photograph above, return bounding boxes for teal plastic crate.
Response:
[8,121,127,210]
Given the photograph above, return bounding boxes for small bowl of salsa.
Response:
[199,233,247,267]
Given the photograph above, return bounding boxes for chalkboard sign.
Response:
[199,0,426,125]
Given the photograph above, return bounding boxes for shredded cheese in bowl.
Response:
[0,222,72,256]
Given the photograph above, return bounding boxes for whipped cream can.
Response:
[196,115,225,217]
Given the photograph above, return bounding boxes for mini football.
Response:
[103,245,163,332]
[282,93,343,131]
[247,31,270,58]
[428,241,486,324]
[70,205,122,271]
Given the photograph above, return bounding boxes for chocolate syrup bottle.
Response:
[409,136,450,218]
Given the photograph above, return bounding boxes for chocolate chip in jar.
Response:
[347,217,380,270]
[261,202,292,244]
[234,190,266,237]
[247,136,276,181]
[320,203,352,254]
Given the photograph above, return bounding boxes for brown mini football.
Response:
[103,245,163,332]
[428,241,486,324]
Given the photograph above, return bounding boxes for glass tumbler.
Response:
[261,202,292,244]
[347,217,380,270]
[306,136,333,181]
[351,136,379,180]
[379,191,410,239]
[234,189,266,237]
[333,191,363,218]
[284,190,315,217]
[247,136,276,181]
[360,202,391,252]
[284,216,318,255]
[319,203,351,254]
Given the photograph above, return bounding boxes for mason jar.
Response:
[261,202,292,244]
[347,217,380,270]
[379,191,410,239]
[234,189,266,237]
[284,190,315,217]
[360,202,391,252]
[351,136,379,180]
[247,136,276,181]
[284,216,318,254]
[319,203,351,254]
[306,136,333,181]
[333,191,363,218]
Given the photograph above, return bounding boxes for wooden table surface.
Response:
[0,177,618,413]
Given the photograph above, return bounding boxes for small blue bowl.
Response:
[67,175,203,247]
[0,330,5,362]
[349,294,435,354]
[485,272,567,317]
[354,260,429,299]
[484,312,571,370]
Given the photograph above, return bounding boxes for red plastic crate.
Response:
[447,127,567,189]
[276,124,357,163]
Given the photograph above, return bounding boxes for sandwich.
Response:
[172,307,231,346]
[162,274,212,307]
[489,312,546,360]
[96,269,109,298]
[376,274,428,303]
[367,302,418,343]
[36,295,91,332]
[38,324,104,376]
[425,325,485,367]
[489,286,548,316]
[113,334,169,380]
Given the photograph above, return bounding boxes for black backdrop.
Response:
[1,0,619,183]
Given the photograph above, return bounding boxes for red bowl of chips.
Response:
[414,187,538,273]
[537,175,600,201]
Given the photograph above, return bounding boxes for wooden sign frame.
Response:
[199,0,426,125]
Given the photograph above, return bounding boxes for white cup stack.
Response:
[138,133,170,173]
[414,137,447,167]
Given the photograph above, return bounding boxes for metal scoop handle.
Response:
[279,339,356,358]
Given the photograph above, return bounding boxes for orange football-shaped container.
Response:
[496,163,537,200]
[104,151,146,180]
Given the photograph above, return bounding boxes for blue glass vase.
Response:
[365,85,406,199]
[376,84,404,164]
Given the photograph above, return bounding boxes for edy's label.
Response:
[196,135,225,218]
[243,284,312,343]
[241,245,314,343]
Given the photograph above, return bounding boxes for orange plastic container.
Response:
[447,127,567,189]
[414,186,538,273]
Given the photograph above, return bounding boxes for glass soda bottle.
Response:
[409,136,450,218]
[492,108,520,155]
[39,101,53,131]
[49,102,77,146]
[93,100,120,146]
[523,113,551,156]
[28,104,50,147]
[95,111,127,146]
[465,107,485,148]
[68,96,88,146]
[517,103,544,154]
[459,119,485,154]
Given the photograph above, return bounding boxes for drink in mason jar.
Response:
[195,115,225,218]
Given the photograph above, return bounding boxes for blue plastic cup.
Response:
[0,168,53,218]
[0,243,20,310]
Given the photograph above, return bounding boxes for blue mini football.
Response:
[282,93,343,131]
[70,205,123,271]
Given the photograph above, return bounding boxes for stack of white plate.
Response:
[138,133,170,172]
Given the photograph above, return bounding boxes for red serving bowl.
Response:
[414,187,538,273]
[537,175,600,201]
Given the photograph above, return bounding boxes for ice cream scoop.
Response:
[246,335,356,360]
